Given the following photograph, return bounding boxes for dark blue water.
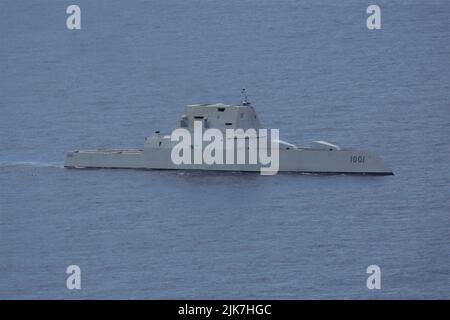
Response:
[1,0,449,299]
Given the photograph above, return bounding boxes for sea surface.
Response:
[0,0,449,299]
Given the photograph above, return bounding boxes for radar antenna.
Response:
[241,88,250,106]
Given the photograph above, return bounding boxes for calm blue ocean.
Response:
[0,0,449,299]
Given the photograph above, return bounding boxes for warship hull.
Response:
[64,148,393,175]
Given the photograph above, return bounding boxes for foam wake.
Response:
[0,161,64,168]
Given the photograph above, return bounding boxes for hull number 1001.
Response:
[350,155,365,163]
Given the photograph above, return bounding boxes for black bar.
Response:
[0,300,446,318]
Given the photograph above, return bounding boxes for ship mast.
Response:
[241,88,250,106]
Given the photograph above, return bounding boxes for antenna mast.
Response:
[241,88,250,106]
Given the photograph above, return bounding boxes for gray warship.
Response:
[65,92,393,175]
